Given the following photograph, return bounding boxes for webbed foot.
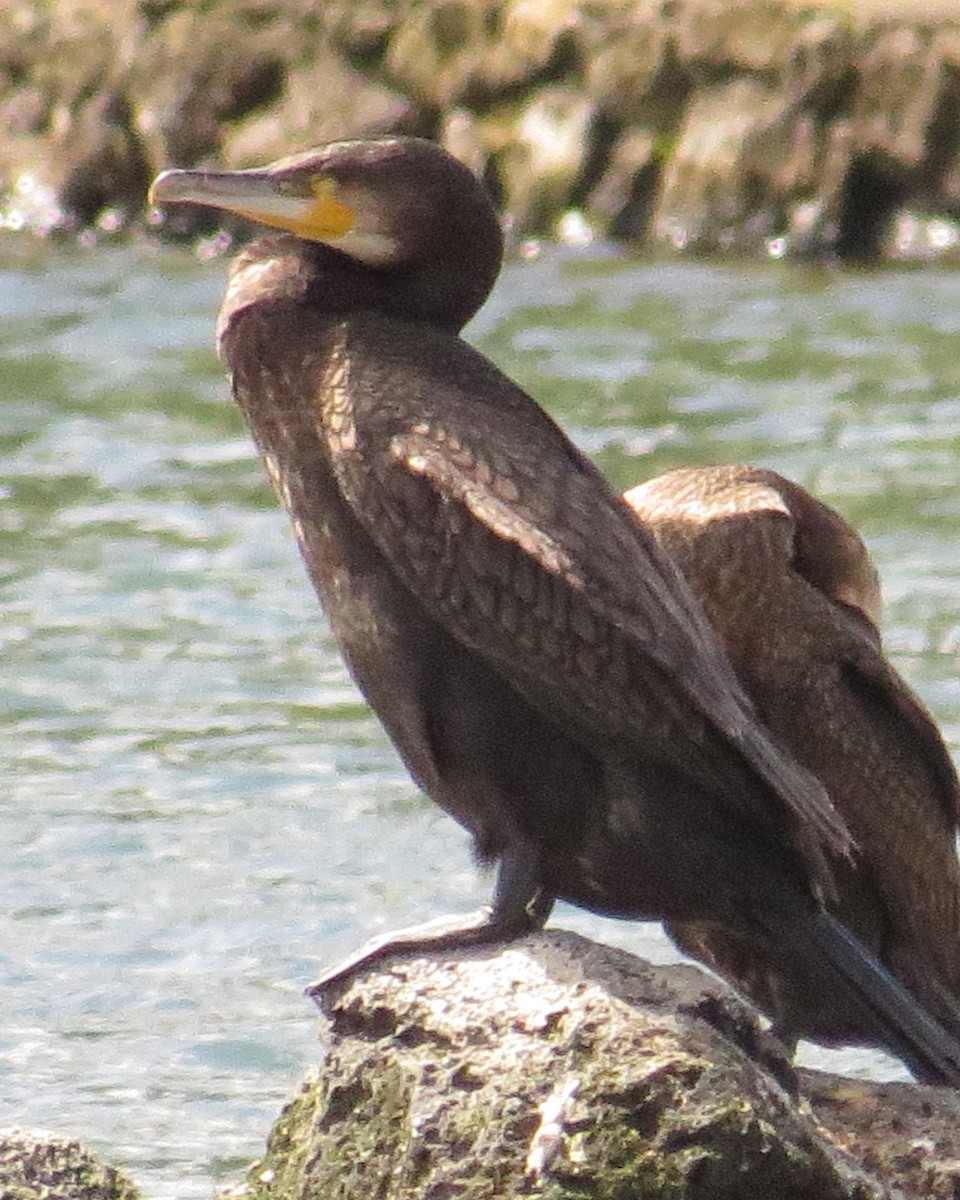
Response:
[306,844,553,1009]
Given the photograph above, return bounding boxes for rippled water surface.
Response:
[4,242,960,1197]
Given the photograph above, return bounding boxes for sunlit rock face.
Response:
[239,931,960,1200]
[0,1131,141,1200]
[6,0,960,260]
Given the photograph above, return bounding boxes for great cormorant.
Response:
[625,465,960,1047]
[150,136,960,1084]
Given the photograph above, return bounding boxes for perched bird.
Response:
[150,136,960,1083]
[624,464,960,1048]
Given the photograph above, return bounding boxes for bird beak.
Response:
[148,167,356,242]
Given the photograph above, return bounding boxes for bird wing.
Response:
[781,474,960,831]
[318,319,852,890]
[841,645,960,829]
[622,461,960,966]
[781,487,960,943]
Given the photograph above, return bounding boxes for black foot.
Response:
[306,844,554,1010]
[306,906,518,1006]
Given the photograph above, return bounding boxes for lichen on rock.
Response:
[237,932,891,1200]
[0,1131,140,1200]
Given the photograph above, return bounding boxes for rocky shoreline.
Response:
[11,934,960,1199]
[3,0,960,259]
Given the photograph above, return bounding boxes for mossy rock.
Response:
[0,1132,140,1200]
[238,933,887,1199]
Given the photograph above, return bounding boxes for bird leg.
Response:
[306,844,554,1007]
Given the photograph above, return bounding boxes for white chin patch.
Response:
[330,228,400,266]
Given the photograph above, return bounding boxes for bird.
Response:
[624,464,960,1049]
[150,136,960,1084]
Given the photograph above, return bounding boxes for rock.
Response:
[0,0,148,235]
[9,936,960,1199]
[587,128,662,241]
[55,91,153,232]
[584,4,683,130]
[5,0,960,256]
[132,6,291,167]
[803,1075,960,1200]
[484,85,596,234]
[220,45,412,170]
[654,78,786,253]
[0,1131,140,1200]
[234,931,909,1200]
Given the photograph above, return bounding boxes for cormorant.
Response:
[625,464,960,1047]
[150,136,960,1084]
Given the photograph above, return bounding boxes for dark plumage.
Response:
[625,465,960,1047]
[150,137,960,1083]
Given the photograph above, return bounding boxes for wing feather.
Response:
[319,319,854,886]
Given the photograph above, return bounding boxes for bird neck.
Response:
[217,211,501,352]
[215,238,312,354]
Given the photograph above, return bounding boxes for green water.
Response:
[3,242,960,1197]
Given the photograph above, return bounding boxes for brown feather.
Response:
[625,464,960,1041]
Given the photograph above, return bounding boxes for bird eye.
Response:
[310,178,341,202]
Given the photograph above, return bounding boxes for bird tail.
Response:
[776,910,960,1087]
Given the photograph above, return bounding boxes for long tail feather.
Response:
[778,911,960,1086]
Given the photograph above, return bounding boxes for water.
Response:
[3,241,960,1197]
